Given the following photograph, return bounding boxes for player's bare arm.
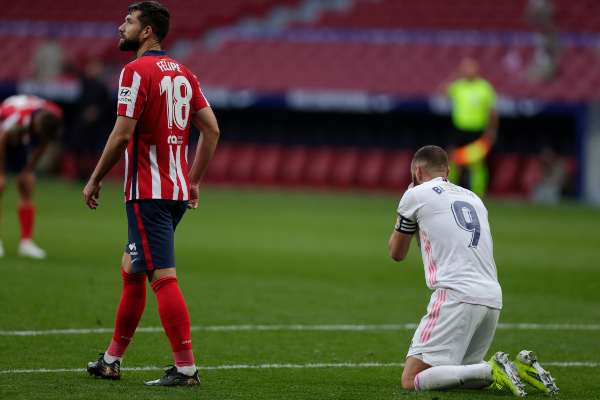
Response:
[187,107,220,209]
[83,116,137,209]
[388,220,413,262]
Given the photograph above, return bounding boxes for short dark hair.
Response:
[128,1,170,42]
[412,145,448,172]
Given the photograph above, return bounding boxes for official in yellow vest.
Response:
[444,58,498,196]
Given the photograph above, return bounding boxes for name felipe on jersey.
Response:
[156,60,182,73]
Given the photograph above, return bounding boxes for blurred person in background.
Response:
[33,38,65,81]
[441,58,498,197]
[73,59,112,179]
[0,95,63,258]
[531,147,567,204]
[525,0,559,81]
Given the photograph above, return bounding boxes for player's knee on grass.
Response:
[401,373,416,390]
[402,356,431,390]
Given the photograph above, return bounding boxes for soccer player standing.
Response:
[0,95,62,259]
[84,1,219,386]
[388,146,558,397]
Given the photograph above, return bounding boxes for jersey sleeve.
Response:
[190,73,210,112]
[0,109,26,132]
[117,64,147,120]
[396,188,420,234]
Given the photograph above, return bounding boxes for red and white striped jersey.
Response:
[117,50,209,202]
[0,95,62,133]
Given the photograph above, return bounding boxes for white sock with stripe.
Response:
[414,363,492,391]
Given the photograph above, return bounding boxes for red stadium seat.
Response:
[254,145,284,184]
[330,148,360,188]
[205,144,235,183]
[489,154,522,195]
[356,149,387,189]
[279,147,309,186]
[229,144,258,183]
[304,147,335,187]
[381,150,413,191]
[520,155,544,196]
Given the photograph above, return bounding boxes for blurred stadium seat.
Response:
[0,0,594,198]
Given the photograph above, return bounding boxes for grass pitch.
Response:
[0,179,599,399]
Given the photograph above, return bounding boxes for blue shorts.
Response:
[125,200,187,275]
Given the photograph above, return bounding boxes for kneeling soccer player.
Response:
[83,1,219,386]
[388,145,559,397]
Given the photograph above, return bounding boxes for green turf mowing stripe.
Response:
[2,323,600,336]
[1,361,599,375]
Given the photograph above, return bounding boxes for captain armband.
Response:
[395,216,417,234]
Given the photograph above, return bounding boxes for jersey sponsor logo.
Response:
[167,135,183,145]
[118,87,134,104]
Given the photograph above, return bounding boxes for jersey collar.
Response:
[142,50,167,57]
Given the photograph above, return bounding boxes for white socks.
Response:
[103,353,122,364]
[414,363,492,391]
[176,365,197,376]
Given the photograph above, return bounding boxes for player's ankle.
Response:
[176,365,197,376]
[103,352,122,364]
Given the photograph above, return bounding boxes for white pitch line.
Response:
[1,361,598,375]
[1,323,600,337]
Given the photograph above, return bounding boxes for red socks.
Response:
[105,272,195,366]
[106,269,147,358]
[18,205,35,240]
[151,276,195,367]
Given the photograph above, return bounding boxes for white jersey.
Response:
[397,177,502,309]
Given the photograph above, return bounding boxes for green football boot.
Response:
[488,352,527,397]
[515,350,559,395]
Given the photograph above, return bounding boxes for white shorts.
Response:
[407,288,500,366]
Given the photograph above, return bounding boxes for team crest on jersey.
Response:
[128,242,138,256]
[118,87,133,104]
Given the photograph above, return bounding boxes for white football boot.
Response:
[18,239,47,259]
[0,240,4,257]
